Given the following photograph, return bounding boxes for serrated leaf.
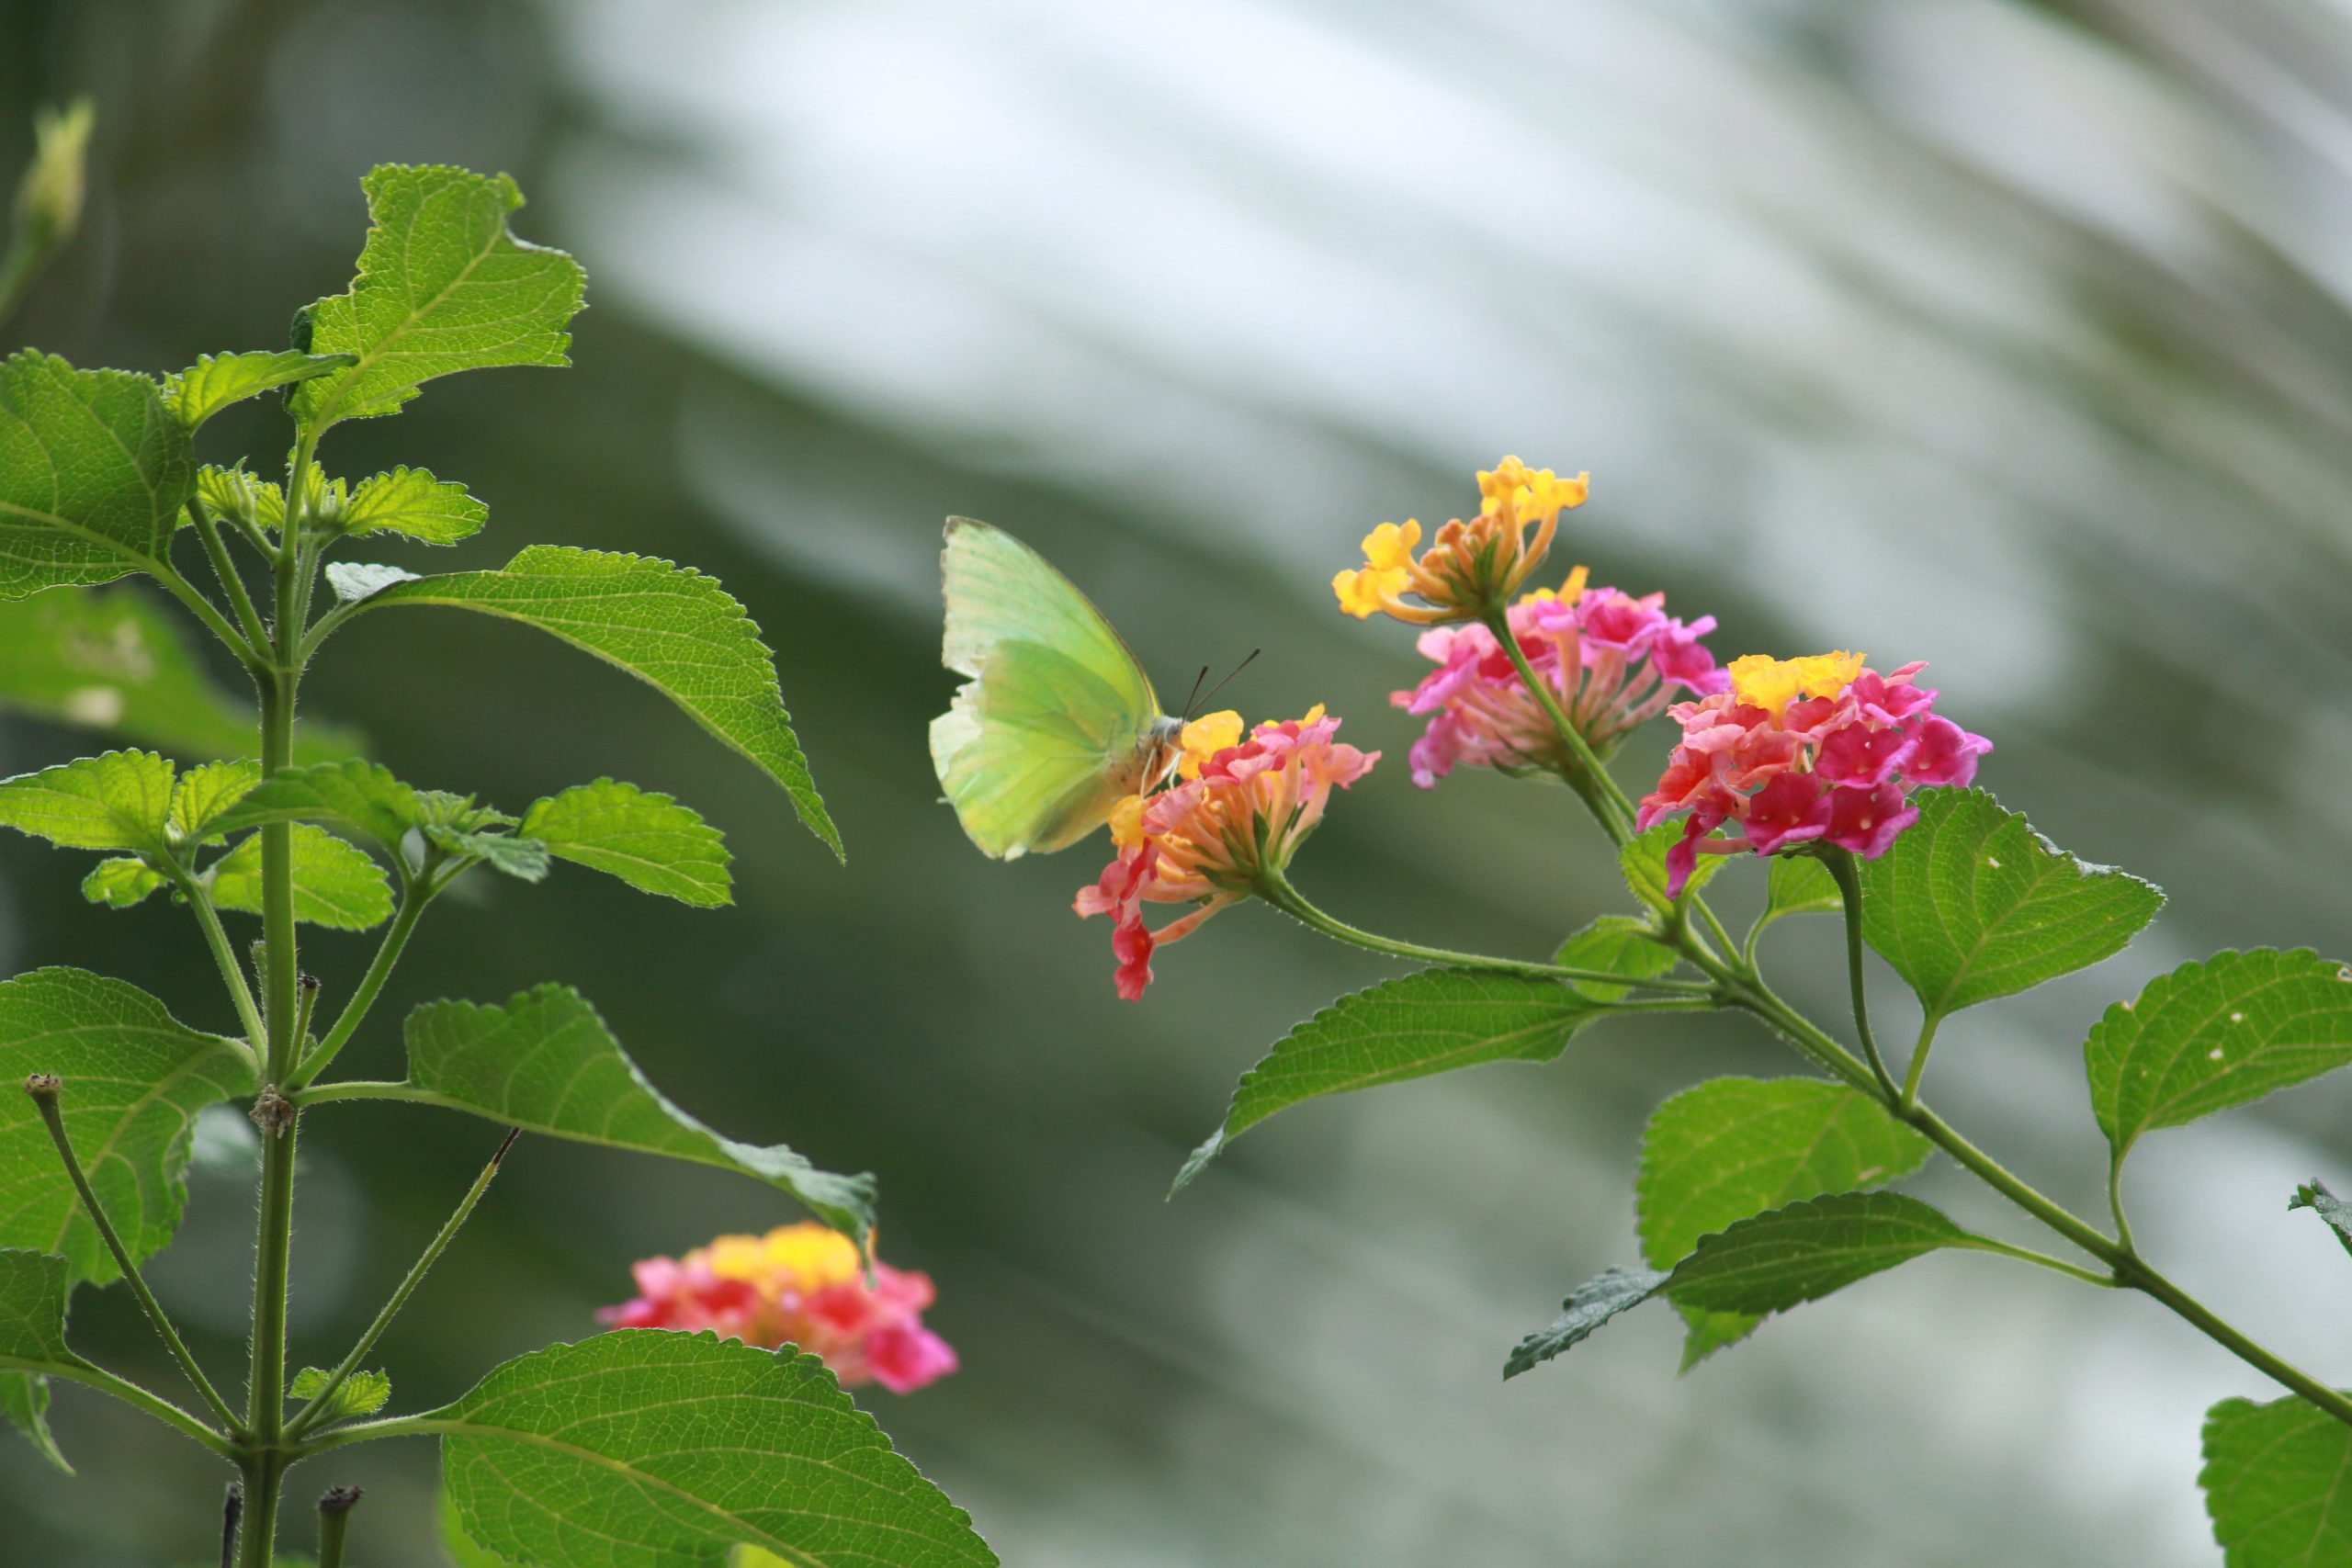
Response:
[2202,1393,2352,1567]
[1862,787,2162,1018]
[160,351,353,430]
[292,164,585,433]
[2086,948,2352,1169]
[1175,969,1605,1190]
[1503,1267,1667,1380]
[79,858,164,908]
[323,561,419,603]
[339,466,485,544]
[0,1249,82,1472]
[401,985,874,1239]
[168,759,261,843]
[520,779,732,908]
[359,547,840,858]
[2291,1179,2352,1259]
[1620,821,1724,911]
[433,1331,997,1568]
[1554,917,1678,1002]
[209,823,393,930]
[288,1365,390,1421]
[0,749,175,853]
[208,759,423,853]
[194,465,271,525]
[0,585,355,761]
[0,352,193,599]
[1758,855,1841,931]
[0,970,252,1284]
[436,827,548,882]
[1637,1077,1933,1366]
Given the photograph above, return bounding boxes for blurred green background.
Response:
[6,0,2352,1562]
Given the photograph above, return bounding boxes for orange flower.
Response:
[1333,457,1589,625]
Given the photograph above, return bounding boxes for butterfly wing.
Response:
[931,518,1167,859]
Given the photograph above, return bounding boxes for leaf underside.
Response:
[2202,1393,2352,1568]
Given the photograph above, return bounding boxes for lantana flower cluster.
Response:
[1333,457,1589,624]
[598,1222,958,1394]
[1396,572,1727,788]
[1637,652,1992,897]
[1077,707,1378,999]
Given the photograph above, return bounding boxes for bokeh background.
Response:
[6,0,2352,1562]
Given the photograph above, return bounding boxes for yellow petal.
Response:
[1177,711,1243,779]
[760,1222,861,1289]
[1110,793,1149,846]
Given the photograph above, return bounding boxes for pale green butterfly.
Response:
[931,518,1190,859]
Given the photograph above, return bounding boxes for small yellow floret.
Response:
[1109,794,1148,849]
[1177,711,1244,780]
[703,1234,771,1281]
[761,1222,862,1288]
[1729,650,1866,716]
[1361,519,1420,569]
[1526,564,1591,606]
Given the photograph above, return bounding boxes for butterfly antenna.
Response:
[1191,649,1261,717]
[1180,665,1211,724]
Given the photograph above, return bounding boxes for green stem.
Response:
[4,1356,237,1459]
[315,1489,359,1568]
[25,1079,243,1432]
[287,1411,446,1459]
[170,872,266,1062]
[1479,608,1637,840]
[2108,1159,2137,1257]
[154,566,273,682]
[1900,1014,1940,1112]
[1818,847,1898,1099]
[1960,1237,2119,1289]
[188,502,273,656]
[290,888,428,1089]
[1254,869,1718,994]
[284,1129,516,1439]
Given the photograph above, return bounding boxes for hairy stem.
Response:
[1255,869,1718,994]
[171,872,266,1063]
[187,502,273,656]
[285,1129,516,1439]
[13,1357,238,1458]
[290,889,428,1089]
[25,1077,242,1431]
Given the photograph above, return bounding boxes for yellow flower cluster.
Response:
[1725,650,1865,716]
[1332,457,1589,626]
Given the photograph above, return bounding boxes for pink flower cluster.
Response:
[1078,707,1378,1000]
[1395,580,1727,789]
[597,1223,957,1394]
[1636,654,1992,898]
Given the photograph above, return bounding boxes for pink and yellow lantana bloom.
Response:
[1637,652,1992,898]
[599,1222,958,1394]
[1076,707,1379,1000]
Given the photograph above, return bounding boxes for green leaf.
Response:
[1508,1190,1980,1375]
[1503,1267,1668,1380]
[288,1365,390,1421]
[1637,1077,1934,1366]
[2202,1393,2352,1567]
[433,1331,996,1568]
[2086,949,2352,1169]
[0,969,252,1284]
[520,779,732,908]
[1620,821,1724,912]
[0,352,193,599]
[360,547,841,858]
[291,164,586,434]
[159,351,353,430]
[1554,917,1678,1002]
[0,749,175,853]
[1175,969,1605,1190]
[208,759,422,853]
[1757,855,1841,934]
[209,823,394,930]
[437,1489,508,1568]
[323,561,419,604]
[168,760,261,844]
[79,858,163,908]
[0,1249,82,1472]
[1861,788,2162,1018]
[338,466,485,544]
[429,822,548,883]
[400,985,874,1239]
[0,586,353,761]
[2291,1179,2352,1259]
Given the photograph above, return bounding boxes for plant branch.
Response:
[1255,869,1719,995]
[290,886,429,1089]
[167,869,266,1063]
[10,1355,238,1458]
[24,1075,243,1432]
[187,502,274,655]
[1478,608,1637,840]
[1818,847,1899,1099]
[284,1129,518,1439]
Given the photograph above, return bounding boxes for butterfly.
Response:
[930,518,1191,860]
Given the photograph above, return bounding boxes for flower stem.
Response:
[284,1129,518,1440]
[1478,608,1638,841]
[1818,847,1899,1100]
[24,1076,243,1432]
[1255,869,1718,995]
